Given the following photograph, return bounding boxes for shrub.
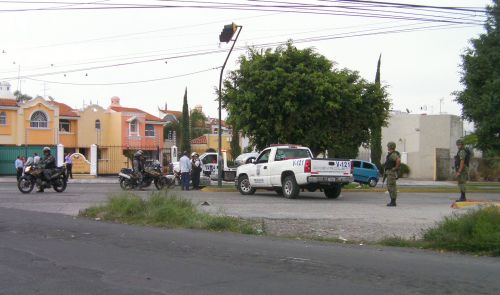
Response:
[399,163,410,177]
[80,190,260,235]
[422,206,500,255]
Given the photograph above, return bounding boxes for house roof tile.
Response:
[51,101,79,117]
[110,106,162,122]
[0,98,17,107]
[159,109,182,119]
[191,135,207,144]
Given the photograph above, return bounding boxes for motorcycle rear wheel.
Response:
[53,176,67,193]
[18,176,35,194]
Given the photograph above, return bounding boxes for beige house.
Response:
[359,111,463,180]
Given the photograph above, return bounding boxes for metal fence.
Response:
[0,145,56,175]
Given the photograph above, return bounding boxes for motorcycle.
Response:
[118,160,173,190]
[18,161,67,194]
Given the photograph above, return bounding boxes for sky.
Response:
[0,0,491,125]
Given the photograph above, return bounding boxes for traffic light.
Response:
[219,23,237,43]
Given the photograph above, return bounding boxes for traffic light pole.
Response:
[218,25,242,187]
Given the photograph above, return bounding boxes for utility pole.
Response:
[217,23,242,187]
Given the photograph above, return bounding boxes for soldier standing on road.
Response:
[454,138,469,202]
[384,142,401,207]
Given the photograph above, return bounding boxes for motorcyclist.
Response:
[38,147,56,192]
[132,150,146,184]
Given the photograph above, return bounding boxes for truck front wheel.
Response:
[282,175,299,199]
[324,184,341,199]
[238,175,256,195]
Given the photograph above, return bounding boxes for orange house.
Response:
[107,97,164,158]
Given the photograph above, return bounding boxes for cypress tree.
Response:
[370,54,383,170]
[181,87,191,154]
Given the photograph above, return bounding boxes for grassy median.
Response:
[381,206,500,256]
[80,191,261,235]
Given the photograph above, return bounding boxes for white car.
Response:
[235,145,353,199]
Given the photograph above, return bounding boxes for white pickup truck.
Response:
[235,145,353,199]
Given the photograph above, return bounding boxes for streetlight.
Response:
[217,23,242,187]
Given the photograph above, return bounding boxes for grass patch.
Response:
[80,191,261,235]
[380,206,500,256]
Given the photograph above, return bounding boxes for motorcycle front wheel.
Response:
[154,177,172,190]
[119,178,134,190]
[18,176,35,194]
[53,176,67,193]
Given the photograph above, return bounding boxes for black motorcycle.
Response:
[18,162,67,194]
[118,161,173,190]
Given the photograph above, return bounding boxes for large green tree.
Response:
[455,0,499,156]
[181,88,191,154]
[370,54,383,169]
[222,42,390,158]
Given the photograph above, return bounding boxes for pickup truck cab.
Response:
[235,145,353,199]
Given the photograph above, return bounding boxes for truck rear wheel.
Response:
[282,175,299,199]
[324,184,341,199]
[238,175,256,195]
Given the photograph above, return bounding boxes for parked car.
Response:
[234,152,259,167]
[236,144,353,199]
[352,160,380,187]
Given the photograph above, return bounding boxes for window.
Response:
[0,112,6,125]
[129,119,138,135]
[59,119,70,132]
[256,149,271,164]
[275,148,312,161]
[352,161,361,168]
[145,124,155,137]
[30,111,48,128]
[202,154,217,165]
[95,119,101,130]
[362,162,375,170]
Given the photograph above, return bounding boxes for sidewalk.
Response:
[0,176,118,184]
[0,176,456,186]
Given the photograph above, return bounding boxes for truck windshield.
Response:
[201,154,217,164]
[275,148,311,161]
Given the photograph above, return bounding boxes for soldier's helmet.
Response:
[456,138,464,145]
[43,147,51,154]
[387,141,396,149]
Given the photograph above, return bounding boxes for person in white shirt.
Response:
[179,151,192,190]
[33,153,41,164]
[15,156,23,181]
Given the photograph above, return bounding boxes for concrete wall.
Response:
[361,112,464,179]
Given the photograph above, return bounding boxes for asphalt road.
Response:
[1,183,499,240]
[1,207,499,295]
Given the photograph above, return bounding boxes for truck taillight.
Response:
[304,159,311,173]
[350,160,354,175]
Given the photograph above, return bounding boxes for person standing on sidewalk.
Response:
[454,138,470,202]
[179,151,192,191]
[14,156,23,181]
[191,152,201,190]
[384,142,401,207]
[65,153,73,179]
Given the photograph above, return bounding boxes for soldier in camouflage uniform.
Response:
[384,141,401,207]
[454,138,469,202]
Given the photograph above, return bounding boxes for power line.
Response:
[24,66,220,85]
[0,0,486,25]
[0,21,473,81]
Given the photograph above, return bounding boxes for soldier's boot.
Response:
[456,192,466,202]
[387,197,396,207]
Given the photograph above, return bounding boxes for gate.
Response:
[0,145,56,175]
[97,145,161,175]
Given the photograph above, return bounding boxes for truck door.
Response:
[250,149,271,187]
